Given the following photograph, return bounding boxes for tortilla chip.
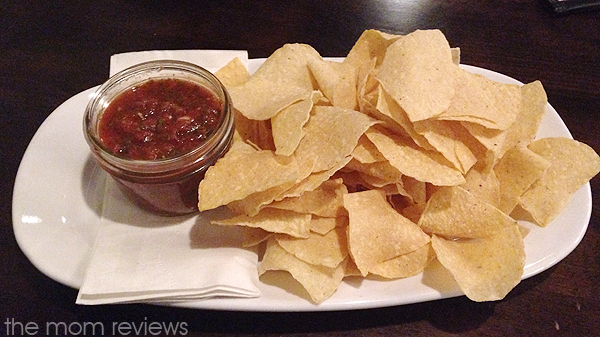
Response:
[400,203,426,224]
[502,80,547,150]
[518,137,600,226]
[356,57,380,113]
[436,69,521,130]
[232,109,260,145]
[413,119,478,173]
[275,226,348,268]
[431,224,525,302]
[419,186,518,238]
[193,29,599,305]
[344,190,430,276]
[259,238,346,303]
[294,105,378,173]
[377,29,457,122]
[266,178,348,218]
[272,90,322,156]
[343,29,402,71]
[369,242,435,279]
[212,208,311,238]
[345,158,403,184]
[198,141,301,211]
[451,47,461,65]
[214,57,250,88]
[402,176,427,205]
[228,44,320,120]
[308,59,357,110]
[343,257,363,277]
[461,165,501,208]
[494,144,551,214]
[376,86,435,150]
[365,127,465,186]
[461,122,507,164]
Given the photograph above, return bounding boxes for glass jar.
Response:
[83,60,234,215]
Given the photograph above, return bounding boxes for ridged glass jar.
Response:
[83,60,234,215]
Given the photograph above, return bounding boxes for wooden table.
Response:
[2,1,599,335]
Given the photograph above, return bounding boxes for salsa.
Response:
[98,78,224,160]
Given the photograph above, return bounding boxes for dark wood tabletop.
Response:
[2,1,600,336]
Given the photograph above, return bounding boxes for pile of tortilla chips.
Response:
[199,29,600,304]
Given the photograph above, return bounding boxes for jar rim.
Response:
[83,60,234,175]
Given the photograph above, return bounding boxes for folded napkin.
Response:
[109,49,248,75]
[77,50,261,305]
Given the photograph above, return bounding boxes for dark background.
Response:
[2,1,599,336]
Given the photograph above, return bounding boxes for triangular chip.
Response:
[214,57,250,88]
[499,80,548,157]
[344,190,430,276]
[258,238,346,303]
[345,157,403,184]
[518,137,600,226]
[461,121,507,165]
[272,90,322,156]
[226,181,297,217]
[461,165,501,208]
[493,144,551,214]
[365,127,465,186]
[294,105,377,173]
[377,29,457,122]
[198,141,300,211]
[431,224,525,302]
[308,59,357,110]
[242,227,272,247]
[228,44,320,120]
[435,69,521,130]
[402,176,427,205]
[376,86,434,150]
[419,186,518,239]
[212,208,311,238]
[266,178,348,218]
[343,29,402,71]
[275,226,348,268]
[369,242,435,279]
[413,119,478,174]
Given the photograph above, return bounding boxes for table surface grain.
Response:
[2,1,599,336]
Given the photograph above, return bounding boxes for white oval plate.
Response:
[12,60,592,311]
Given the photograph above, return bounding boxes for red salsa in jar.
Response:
[98,78,224,160]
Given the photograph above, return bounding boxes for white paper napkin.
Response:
[109,49,248,76]
[76,50,260,305]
